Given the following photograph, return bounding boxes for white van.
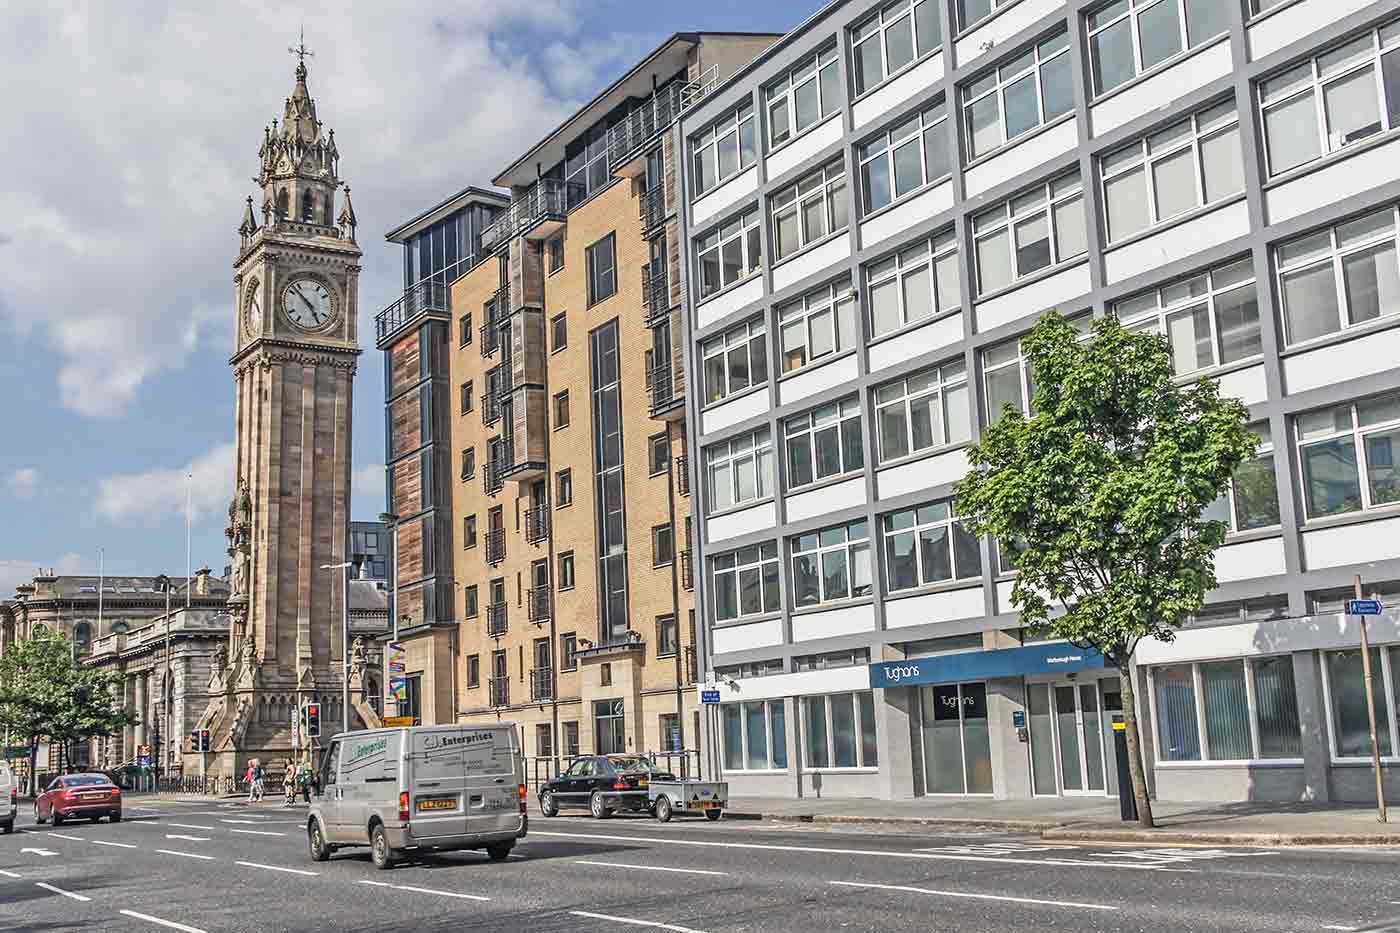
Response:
[306,724,526,869]
[0,762,14,834]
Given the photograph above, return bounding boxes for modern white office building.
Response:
[677,0,1400,803]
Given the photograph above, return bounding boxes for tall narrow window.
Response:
[591,321,629,646]
[586,233,617,305]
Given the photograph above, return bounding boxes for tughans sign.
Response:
[868,642,1107,689]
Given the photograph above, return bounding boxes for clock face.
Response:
[283,279,333,329]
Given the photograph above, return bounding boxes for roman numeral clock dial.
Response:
[282,278,333,329]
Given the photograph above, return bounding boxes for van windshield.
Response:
[606,756,658,773]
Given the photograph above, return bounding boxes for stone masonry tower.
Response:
[205,49,363,774]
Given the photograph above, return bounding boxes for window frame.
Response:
[783,397,865,490]
[790,519,873,609]
[1112,256,1261,376]
[690,102,757,197]
[778,280,857,374]
[701,317,768,405]
[711,542,782,623]
[1321,645,1400,761]
[705,428,775,514]
[960,32,1073,163]
[696,207,763,300]
[558,551,576,591]
[1294,393,1400,520]
[460,380,473,415]
[881,499,983,593]
[856,100,950,215]
[720,699,789,772]
[461,446,476,481]
[652,523,675,567]
[766,43,842,149]
[874,358,971,463]
[648,433,671,476]
[980,314,1091,423]
[553,390,570,429]
[770,158,849,263]
[466,654,481,688]
[586,233,617,306]
[656,614,679,658]
[1203,422,1281,533]
[850,0,943,99]
[459,312,473,347]
[1275,205,1400,346]
[465,584,479,619]
[802,691,879,770]
[972,169,1086,295]
[464,514,477,549]
[548,235,565,274]
[865,229,961,338]
[1086,0,1230,98]
[551,312,568,352]
[556,469,573,508]
[1148,656,1308,764]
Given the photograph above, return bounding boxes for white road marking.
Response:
[528,830,1178,871]
[235,860,317,876]
[35,882,90,902]
[91,840,138,849]
[354,880,489,901]
[1322,926,1356,931]
[569,910,709,933]
[20,847,58,856]
[45,833,82,841]
[229,829,285,837]
[157,849,216,861]
[830,880,1118,911]
[119,909,208,933]
[165,834,210,842]
[0,869,20,879]
[574,859,728,877]
[219,819,267,824]
[167,823,215,831]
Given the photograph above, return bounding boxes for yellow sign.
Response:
[417,797,456,811]
[384,716,415,727]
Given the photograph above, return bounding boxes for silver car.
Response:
[306,724,527,869]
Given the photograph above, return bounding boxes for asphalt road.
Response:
[0,796,1397,933]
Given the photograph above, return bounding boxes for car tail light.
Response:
[612,781,627,790]
[517,783,527,815]
[398,791,410,822]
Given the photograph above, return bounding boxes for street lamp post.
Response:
[321,561,353,734]
[378,511,399,717]
[155,574,172,780]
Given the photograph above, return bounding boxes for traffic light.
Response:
[189,731,199,752]
[199,729,212,752]
[305,703,321,738]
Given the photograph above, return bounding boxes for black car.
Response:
[538,755,674,819]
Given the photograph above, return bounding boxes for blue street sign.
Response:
[869,641,1107,690]
[1346,598,1384,615]
[700,689,721,704]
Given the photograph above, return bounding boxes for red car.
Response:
[35,773,122,825]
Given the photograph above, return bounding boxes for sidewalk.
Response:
[725,795,1400,846]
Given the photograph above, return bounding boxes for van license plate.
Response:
[417,798,457,812]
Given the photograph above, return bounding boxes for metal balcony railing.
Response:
[640,185,667,232]
[524,506,550,545]
[489,676,509,707]
[530,668,554,703]
[641,261,668,320]
[485,528,506,566]
[375,280,449,342]
[483,456,505,495]
[528,586,551,624]
[486,603,508,639]
[480,295,505,357]
[684,645,698,685]
[483,381,502,426]
[647,362,682,416]
[481,178,584,250]
[606,70,719,172]
[676,455,689,496]
[680,549,693,592]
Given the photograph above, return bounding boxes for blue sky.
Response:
[0,1,817,593]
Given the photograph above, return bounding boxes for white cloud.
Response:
[0,3,654,418]
[0,552,86,598]
[352,463,384,499]
[5,467,40,499]
[97,442,236,525]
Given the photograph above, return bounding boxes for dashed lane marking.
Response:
[0,869,21,879]
[91,840,138,849]
[569,910,709,933]
[45,833,83,841]
[119,909,208,933]
[157,850,215,861]
[166,824,216,831]
[35,882,91,902]
[229,829,285,837]
[574,860,728,877]
[830,880,1118,912]
[355,880,490,901]
[235,860,317,876]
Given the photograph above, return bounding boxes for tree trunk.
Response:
[1118,661,1155,829]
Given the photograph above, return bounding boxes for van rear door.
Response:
[338,731,399,841]
[466,725,522,837]
[408,727,473,838]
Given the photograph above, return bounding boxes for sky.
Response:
[0,0,815,595]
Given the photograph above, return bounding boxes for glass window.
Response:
[875,359,970,462]
[1253,655,1302,758]
[790,520,872,608]
[1259,26,1400,178]
[556,468,573,507]
[920,682,992,793]
[771,159,849,262]
[1113,257,1260,375]
[882,499,982,592]
[960,33,1073,161]
[696,207,762,299]
[979,314,1090,424]
[803,692,878,768]
[1200,422,1281,531]
[690,103,757,196]
[851,0,942,97]
[973,170,1085,294]
[1295,393,1400,519]
[1153,658,1304,760]
[711,542,781,623]
[586,233,616,305]
[1153,663,1202,761]
[856,100,950,214]
[705,428,775,513]
[1087,0,1226,97]
[1100,102,1243,244]
[866,230,960,337]
[558,551,576,590]
[563,123,610,208]
[1276,207,1400,344]
[1326,647,1394,758]
[784,397,864,489]
[552,313,567,351]
[767,44,842,147]
[779,280,856,373]
[701,317,768,404]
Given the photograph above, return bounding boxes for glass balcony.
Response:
[375,280,449,344]
[481,178,583,250]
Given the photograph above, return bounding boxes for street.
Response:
[0,798,1397,932]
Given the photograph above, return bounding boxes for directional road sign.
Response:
[1347,598,1384,615]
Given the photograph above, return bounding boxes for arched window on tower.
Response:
[73,622,92,655]
[275,188,289,220]
[324,192,334,226]
[301,189,315,222]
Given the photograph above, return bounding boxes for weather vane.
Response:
[288,26,314,65]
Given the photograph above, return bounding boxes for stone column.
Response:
[122,676,135,764]
[134,673,147,751]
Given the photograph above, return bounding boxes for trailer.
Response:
[647,779,727,822]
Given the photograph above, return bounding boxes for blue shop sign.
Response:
[869,642,1107,689]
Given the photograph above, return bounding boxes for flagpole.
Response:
[97,548,104,631]
[185,473,192,608]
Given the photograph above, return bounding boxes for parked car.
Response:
[34,773,122,825]
[538,755,675,819]
[0,762,15,834]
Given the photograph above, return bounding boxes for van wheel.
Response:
[589,791,612,820]
[705,809,722,822]
[539,791,559,818]
[308,821,332,862]
[370,823,397,870]
[2,820,12,835]
[655,796,673,823]
[33,804,45,825]
[486,843,512,862]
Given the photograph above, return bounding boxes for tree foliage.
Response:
[955,313,1256,663]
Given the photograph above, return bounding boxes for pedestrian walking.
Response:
[245,760,257,802]
[283,760,296,806]
[251,760,265,802]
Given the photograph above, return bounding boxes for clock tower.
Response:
[224,53,362,760]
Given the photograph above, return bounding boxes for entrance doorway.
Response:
[1028,681,1111,796]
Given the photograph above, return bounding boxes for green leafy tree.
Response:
[955,313,1255,827]
[0,629,133,793]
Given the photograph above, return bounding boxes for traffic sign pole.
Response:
[1351,575,1388,824]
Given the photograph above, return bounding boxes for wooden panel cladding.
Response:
[509,236,545,313]
[389,330,423,399]
[397,515,428,586]
[398,584,427,628]
[389,387,423,461]
[666,218,682,309]
[509,309,547,389]
[669,309,685,386]
[511,386,548,465]
[392,452,423,517]
[663,130,677,217]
